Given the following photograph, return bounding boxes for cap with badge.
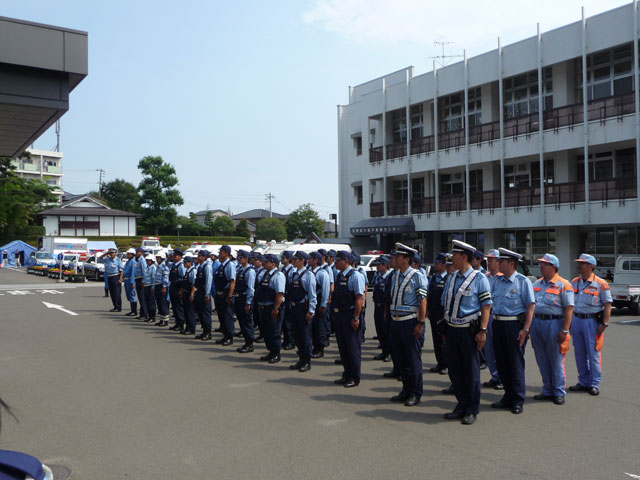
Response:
[412,254,422,264]
[198,249,209,257]
[317,248,328,257]
[237,249,250,258]
[445,253,453,265]
[309,251,323,262]
[135,247,145,253]
[351,251,361,263]
[434,252,448,263]
[575,253,596,266]
[173,248,184,256]
[336,250,352,262]
[472,250,485,260]
[537,253,560,268]
[281,250,293,259]
[486,249,500,258]
[251,252,264,261]
[184,255,194,263]
[327,249,336,258]
[451,239,475,254]
[498,247,523,262]
[263,253,279,264]
[394,242,418,257]
[293,251,309,261]
[219,245,231,254]
[371,255,390,266]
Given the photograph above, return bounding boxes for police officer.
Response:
[352,252,369,337]
[120,248,138,317]
[142,254,157,323]
[482,249,503,390]
[531,253,574,405]
[308,251,330,358]
[427,253,449,374]
[168,248,186,331]
[252,252,266,342]
[280,251,296,351]
[318,249,335,346]
[569,254,612,396]
[490,248,535,414]
[411,254,428,283]
[388,243,428,407]
[256,254,286,364]
[213,245,236,345]
[441,240,492,425]
[154,252,170,326]
[371,256,392,363]
[132,247,148,320]
[182,255,197,335]
[99,248,124,312]
[194,250,214,340]
[471,250,488,274]
[332,250,365,388]
[288,251,317,372]
[234,250,256,353]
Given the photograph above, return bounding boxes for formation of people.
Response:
[98,239,612,426]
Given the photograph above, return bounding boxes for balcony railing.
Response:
[470,190,501,211]
[412,196,436,214]
[439,193,466,212]
[370,202,384,217]
[386,143,407,160]
[544,182,585,206]
[369,146,383,163]
[505,186,541,208]
[410,135,435,155]
[438,129,466,150]
[387,199,408,216]
[469,122,500,145]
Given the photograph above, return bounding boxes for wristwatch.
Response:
[602,323,609,328]
[479,327,488,333]
[417,320,425,324]
[561,329,570,334]
[522,328,530,334]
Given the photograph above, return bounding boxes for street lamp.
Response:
[329,213,337,238]
[177,224,182,248]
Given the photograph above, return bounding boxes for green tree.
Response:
[100,178,141,213]
[256,218,287,241]
[213,216,235,235]
[285,203,325,240]
[234,219,250,239]
[204,211,216,235]
[176,215,202,236]
[137,156,184,235]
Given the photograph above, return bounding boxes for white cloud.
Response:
[303,0,631,56]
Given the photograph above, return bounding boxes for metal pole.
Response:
[406,69,412,216]
[382,78,388,217]
[434,61,440,228]
[582,7,590,222]
[634,0,640,208]
[498,37,506,222]
[464,49,471,219]
[537,23,545,223]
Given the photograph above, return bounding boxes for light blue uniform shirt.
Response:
[211,259,221,276]
[133,256,146,278]
[142,262,156,285]
[389,267,428,313]
[122,258,136,287]
[240,265,256,305]
[185,265,197,287]
[104,256,124,276]
[266,267,286,294]
[492,271,535,316]
[355,266,369,285]
[200,259,213,297]
[255,267,265,282]
[441,266,493,317]
[571,274,612,315]
[154,260,169,287]
[532,274,575,316]
[321,262,335,283]
[167,260,186,284]
[293,267,318,314]
[338,266,366,296]
[219,259,237,288]
[486,272,503,292]
[312,266,331,308]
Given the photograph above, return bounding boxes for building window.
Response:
[503,228,554,265]
[583,227,615,255]
[440,172,464,196]
[617,226,638,254]
[577,152,617,182]
[504,68,553,119]
[410,104,423,139]
[579,44,633,101]
[412,178,425,199]
[354,185,363,205]
[441,89,481,133]
[531,159,554,186]
[465,231,485,251]
[45,180,57,186]
[469,169,483,193]
[393,180,408,201]
[616,148,636,178]
[391,109,407,144]
[440,232,464,250]
[353,136,362,156]
[505,160,553,189]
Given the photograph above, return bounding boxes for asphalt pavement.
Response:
[1,267,639,479]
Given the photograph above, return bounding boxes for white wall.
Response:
[43,216,58,235]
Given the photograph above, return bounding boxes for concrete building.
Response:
[193,209,228,227]
[231,209,288,224]
[11,148,64,202]
[338,2,640,278]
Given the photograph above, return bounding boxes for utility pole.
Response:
[96,168,105,192]
[266,192,275,218]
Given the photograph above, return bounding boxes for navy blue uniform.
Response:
[194,261,213,334]
[256,268,286,356]
[213,259,236,340]
[281,264,295,348]
[372,270,392,357]
[182,265,197,333]
[427,271,448,370]
[333,267,365,384]
[168,260,186,327]
[234,265,256,345]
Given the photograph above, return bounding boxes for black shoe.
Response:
[195,331,207,339]
[289,361,303,370]
[104,294,109,298]
[390,391,409,403]
[283,343,295,351]
[298,363,311,372]
[534,393,553,401]
[491,401,510,409]
[237,344,254,353]
[373,353,387,361]
[444,410,464,420]
[125,311,136,317]
[553,396,565,405]
[569,383,589,392]
[588,387,599,396]
[404,394,420,407]
[334,377,347,385]
[439,368,448,375]
[441,385,455,395]
[260,353,273,362]
[382,354,391,362]
[479,363,488,370]
[214,338,226,345]
[268,354,281,364]
[311,351,324,359]
[511,405,523,414]
[154,320,163,326]
[182,330,195,335]
[334,359,343,365]
[343,379,358,388]
[169,324,181,331]
[255,336,264,343]
[200,333,212,341]
[145,318,155,323]
[461,414,477,425]
[429,366,441,373]
[221,338,233,346]
[109,308,118,312]
[483,379,502,389]
[383,371,400,378]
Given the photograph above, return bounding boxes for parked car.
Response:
[610,255,640,314]
[83,255,106,281]
[29,251,56,267]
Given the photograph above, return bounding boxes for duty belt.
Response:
[575,312,600,319]
[446,320,472,328]
[108,273,120,277]
[534,314,562,320]
[135,276,143,279]
[391,313,417,321]
[333,306,354,313]
[375,302,385,308]
[290,300,307,307]
[494,314,523,321]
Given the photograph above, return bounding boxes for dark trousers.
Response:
[282,305,294,346]
[234,295,254,344]
[169,285,185,326]
[183,293,196,332]
[214,295,235,339]
[259,305,282,354]
[390,318,424,397]
[428,310,447,369]
[374,304,391,355]
[135,278,147,318]
[292,303,312,363]
[446,324,481,415]
[493,320,527,407]
[335,309,362,383]
[144,285,156,319]
[154,285,169,316]
[107,275,122,310]
[195,294,212,332]
[312,308,328,352]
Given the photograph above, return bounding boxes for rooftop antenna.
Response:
[429,40,463,68]
[53,120,60,152]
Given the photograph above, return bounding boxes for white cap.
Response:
[155,251,166,259]
[145,254,155,261]
[126,248,136,254]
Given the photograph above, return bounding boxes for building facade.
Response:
[338,2,640,278]
[11,148,64,203]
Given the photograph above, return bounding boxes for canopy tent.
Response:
[0,240,37,267]
[87,240,117,253]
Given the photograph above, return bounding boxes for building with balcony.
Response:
[338,2,640,278]
[11,148,64,202]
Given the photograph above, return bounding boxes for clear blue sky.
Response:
[2,0,629,219]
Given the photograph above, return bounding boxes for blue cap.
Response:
[219,245,231,254]
[327,249,337,257]
[575,253,597,266]
[486,249,500,258]
[281,250,293,259]
[198,249,209,257]
[251,252,264,261]
[317,248,328,257]
[336,250,352,262]
[309,251,323,262]
[184,255,193,263]
[135,247,145,253]
[263,253,279,264]
[372,255,389,266]
[472,250,485,260]
[434,253,447,263]
[237,249,250,258]
[351,251,361,263]
[498,248,522,261]
[293,251,309,260]
[537,253,560,268]
[173,248,184,256]
[412,254,422,264]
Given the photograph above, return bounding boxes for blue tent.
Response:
[0,240,37,267]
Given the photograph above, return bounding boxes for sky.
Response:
[2,0,631,220]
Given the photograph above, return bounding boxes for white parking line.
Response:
[619,319,640,324]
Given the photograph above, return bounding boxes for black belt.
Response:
[575,312,600,319]
[290,300,307,307]
[535,314,562,320]
[333,306,354,313]
[375,302,386,308]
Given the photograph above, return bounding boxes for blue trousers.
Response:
[183,292,196,332]
[135,278,147,318]
[282,305,295,346]
[292,304,312,363]
[154,285,169,316]
[571,315,602,388]
[169,284,184,326]
[374,305,392,356]
[214,295,235,339]
[446,324,481,415]
[144,285,156,318]
[234,295,254,344]
[312,308,328,352]
[483,315,500,382]
[389,319,424,397]
[530,318,566,397]
[493,320,527,407]
[428,310,447,369]
[107,275,122,310]
[195,294,212,332]
[259,305,282,355]
[124,281,137,303]
[334,309,362,383]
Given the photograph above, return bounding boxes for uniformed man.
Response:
[234,250,256,353]
[213,245,236,345]
[318,249,335,346]
[153,252,170,326]
[168,248,186,331]
[569,253,612,396]
[372,255,393,363]
[441,240,492,425]
[388,243,428,406]
[471,250,488,275]
[383,252,402,380]
[256,254,286,364]
[194,250,213,340]
[352,251,368,337]
[132,247,148,320]
[490,248,535,414]
[280,251,296,351]
[252,252,266,342]
[531,253,574,405]
[411,254,428,283]
[441,250,456,395]
[182,255,197,335]
[142,254,157,323]
[332,250,365,388]
[99,248,124,312]
[427,253,449,374]
[308,251,331,359]
[120,248,138,317]
[288,251,317,372]
[482,249,503,390]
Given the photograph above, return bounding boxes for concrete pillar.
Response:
[555,150,571,183]
[484,229,501,250]
[556,226,580,279]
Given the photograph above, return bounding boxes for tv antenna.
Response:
[429,40,463,68]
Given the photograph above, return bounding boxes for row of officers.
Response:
[99,240,611,426]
